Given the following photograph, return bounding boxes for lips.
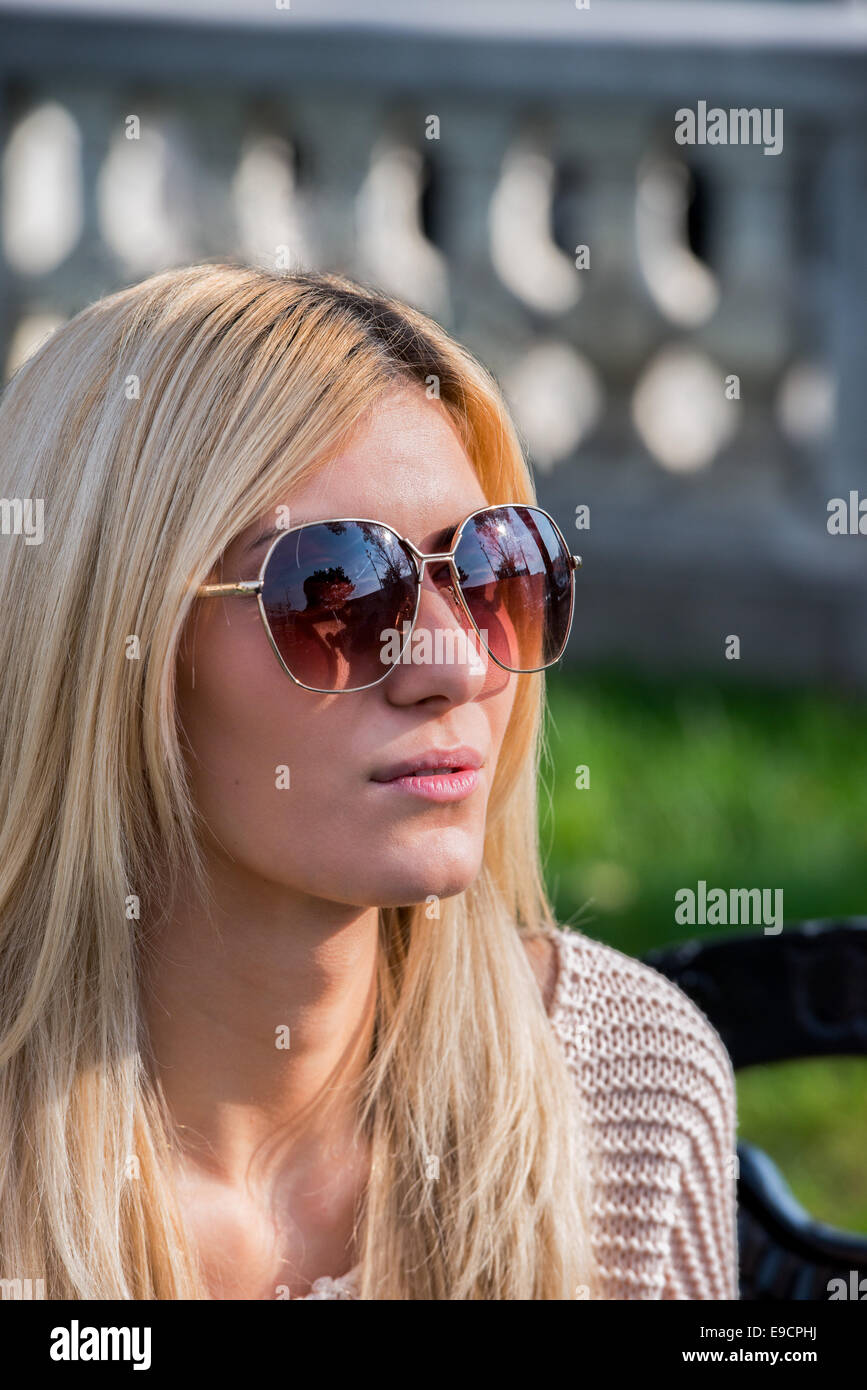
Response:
[370,746,484,782]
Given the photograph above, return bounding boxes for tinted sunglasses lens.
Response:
[453,506,573,671]
[260,521,417,690]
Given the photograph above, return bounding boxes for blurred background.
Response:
[0,0,864,1236]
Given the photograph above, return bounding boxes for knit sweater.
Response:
[293,924,739,1300]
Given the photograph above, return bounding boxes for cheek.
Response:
[176,611,353,879]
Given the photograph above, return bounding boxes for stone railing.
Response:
[1,0,865,685]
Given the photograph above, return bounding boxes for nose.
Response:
[382,563,506,702]
[422,561,477,631]
[440,575,464,615]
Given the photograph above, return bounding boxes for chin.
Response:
[368,859,484,910]
[332,829,484,908]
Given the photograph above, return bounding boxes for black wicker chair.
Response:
[643,918,867,1300]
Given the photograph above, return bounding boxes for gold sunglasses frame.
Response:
[197,502,582,694]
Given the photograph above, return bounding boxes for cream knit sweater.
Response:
[293,925,740,1300]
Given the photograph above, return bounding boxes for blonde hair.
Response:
[0,262,600,1299]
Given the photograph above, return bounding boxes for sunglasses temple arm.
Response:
[198,580,263,597]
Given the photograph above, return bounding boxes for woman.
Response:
[0,263,737,1300]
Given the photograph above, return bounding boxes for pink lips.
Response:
[370,746,484,802]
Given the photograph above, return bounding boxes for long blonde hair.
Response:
[0,262,600,1299]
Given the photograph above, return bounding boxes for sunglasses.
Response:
[197,503,582,693]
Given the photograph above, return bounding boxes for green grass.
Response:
[736,1058,867,1234]
[539,667,867,1232]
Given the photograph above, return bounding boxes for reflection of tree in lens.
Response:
[303,568,354,612]
[345,524,417,662]
[303,523,417,685]
[474,510,527,578]
[463,509,543,668]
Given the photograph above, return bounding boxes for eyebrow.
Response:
[243,526,284,556]
[430,523,457,551]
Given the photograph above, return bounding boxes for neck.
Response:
[139,854,379,1189]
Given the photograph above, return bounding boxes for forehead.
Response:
[233,387,488,557]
